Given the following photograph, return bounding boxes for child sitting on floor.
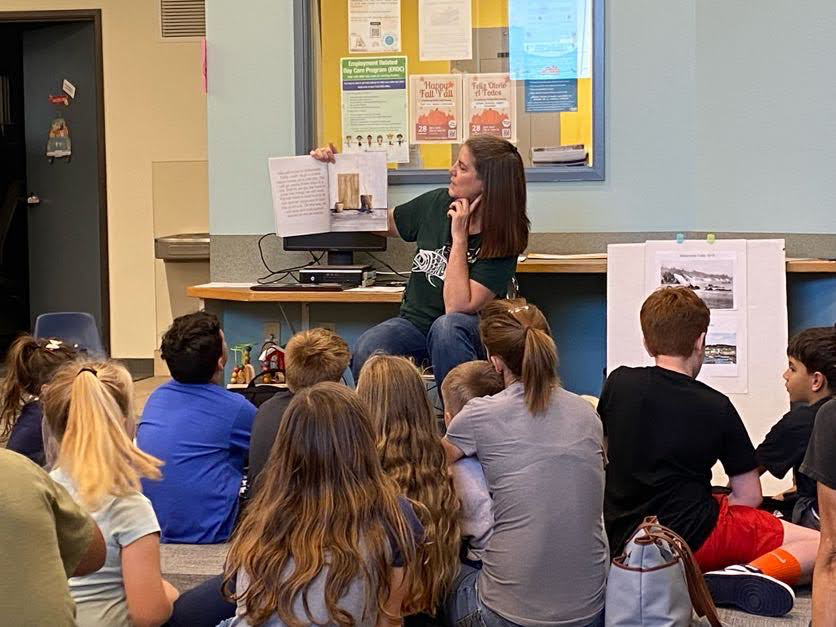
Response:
[600,286,820,617]
[755,326,835,529]
[248,328,350,494]
[440,360,505,565]
[222,383,424,626]
[0,334,77,465]
[43,360,179,626]
[356,355,460,617]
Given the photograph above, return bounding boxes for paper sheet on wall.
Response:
[509,0,590,80]
[418,0,472,61]
[464,73,516,142]
[341,56,409,163]
[409,74,462,143]
[644,241,748,393]
[607,240,790,493]
[348,0,401,53]
[644,240,748,394]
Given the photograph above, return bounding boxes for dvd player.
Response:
[299,265,375,286]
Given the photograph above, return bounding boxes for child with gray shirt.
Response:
[441,360,505,564]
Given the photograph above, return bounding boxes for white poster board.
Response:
[607,239,790,493]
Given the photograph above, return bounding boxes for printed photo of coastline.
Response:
[660,259,734,309]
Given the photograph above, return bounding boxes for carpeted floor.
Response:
[161,543,812,626]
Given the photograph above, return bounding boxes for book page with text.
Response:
[268,156,331,237]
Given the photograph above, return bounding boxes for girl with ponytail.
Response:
[0,334,76,465]
[442,299,609,627]
[42,360,180,627]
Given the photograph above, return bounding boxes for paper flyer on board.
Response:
[348,0,401,53]
[418,0,472,61]
[508,0,590,80]
[268,153,388,237]
[409,74,462,143]
[341,56,409,163]
[464,73,516,142]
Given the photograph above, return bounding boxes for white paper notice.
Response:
[268,157,330,237]
[349,0,401,53]
[418,0,472,61]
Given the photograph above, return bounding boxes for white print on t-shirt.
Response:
[411,245,479,287]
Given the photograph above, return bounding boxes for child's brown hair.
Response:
[479,299,559,415]
[640,287,710,357]
[356,355,460,615]
[0,335,77,438]
[283,328,350,392]
[441,360,505,416]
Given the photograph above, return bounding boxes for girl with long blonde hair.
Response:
[223,382,423,627]
[356,355,461,617]
[42,361,179,627]
[442,299,609,627]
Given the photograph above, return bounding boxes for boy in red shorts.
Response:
[599,286,820,617]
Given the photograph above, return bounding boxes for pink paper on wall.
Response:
[201,38,207,94]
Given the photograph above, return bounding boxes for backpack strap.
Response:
[633,518,722,627]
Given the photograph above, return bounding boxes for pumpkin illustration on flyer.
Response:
[409,74,462,144]
[464,73,516,143]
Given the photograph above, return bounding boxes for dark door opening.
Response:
[0,10,109,361]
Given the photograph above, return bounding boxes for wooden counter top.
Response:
[186,285,404,303]
[189,258,835,303]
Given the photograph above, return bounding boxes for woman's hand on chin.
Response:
[309,143,337,163]
[448,195,481,243]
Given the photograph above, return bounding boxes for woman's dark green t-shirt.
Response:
[393,188,517,335]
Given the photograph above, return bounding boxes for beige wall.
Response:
[152,160,209,374]
[0,0,208,358]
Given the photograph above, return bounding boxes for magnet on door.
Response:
[46,116,72,163]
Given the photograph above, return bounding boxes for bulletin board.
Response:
[309,0,599,175]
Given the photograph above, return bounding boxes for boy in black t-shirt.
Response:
[800,399,836,624]
[248,328,350,493]
[600,287,820,617]
[756,327,836,529]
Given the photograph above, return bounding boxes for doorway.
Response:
[0,10,109,359]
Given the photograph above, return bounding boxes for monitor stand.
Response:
[327,250,355,265]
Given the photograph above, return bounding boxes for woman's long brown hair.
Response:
[224,383,419,627]
[480,299,559,415]
[356,355,460,614]
[465,135,530,258]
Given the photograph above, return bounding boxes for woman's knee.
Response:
[429,312,479,343]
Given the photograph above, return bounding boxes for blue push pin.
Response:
[676,232,685,244]
[706,233,716,245]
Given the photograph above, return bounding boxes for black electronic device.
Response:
[299,264,375,286]
[250,283,344,292]
[283,231,386,265]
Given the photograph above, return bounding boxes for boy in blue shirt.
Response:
[137,311,255,543]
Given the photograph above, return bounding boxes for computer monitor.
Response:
[283,231,386,265]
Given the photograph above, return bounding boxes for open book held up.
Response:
[268,153,389,238]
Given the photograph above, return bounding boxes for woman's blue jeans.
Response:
[351,314,485,390]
